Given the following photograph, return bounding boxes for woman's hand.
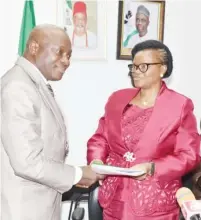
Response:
[129,162,152,180]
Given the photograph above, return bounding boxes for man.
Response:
[124,5,154,48]
[1,24,102,220]
[68,1,96,48]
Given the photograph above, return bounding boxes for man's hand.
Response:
[76,166,104,188]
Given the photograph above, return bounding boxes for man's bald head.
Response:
[24,24,72,81]
[25,24,71,52]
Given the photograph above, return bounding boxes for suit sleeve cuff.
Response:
[73,166,83,184]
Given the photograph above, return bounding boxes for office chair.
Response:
[88,184,103,220]
[62,186,89,220]
[71,193,89,220]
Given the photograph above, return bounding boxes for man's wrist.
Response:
[73,166,83,184]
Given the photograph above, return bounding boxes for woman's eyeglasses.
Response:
[128,63,163,73]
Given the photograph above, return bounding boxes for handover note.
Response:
[91,164,145,177]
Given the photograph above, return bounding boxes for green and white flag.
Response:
[65,0,73,27]
[66,0,72,10]
[18,0,36,56]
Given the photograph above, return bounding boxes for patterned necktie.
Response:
[46,83,54,97]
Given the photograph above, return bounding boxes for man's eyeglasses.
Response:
[128,63,163,73]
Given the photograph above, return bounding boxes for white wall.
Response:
[1,0,201,219]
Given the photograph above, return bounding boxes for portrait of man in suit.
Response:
[117,0,165,60]
[124,5,153,48]
[123,2,158,48]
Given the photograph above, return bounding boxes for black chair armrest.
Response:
[62,185,90,220]
[62,186,90,201]
[88,183,103,220]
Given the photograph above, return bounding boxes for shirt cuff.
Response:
[73,166,83,184]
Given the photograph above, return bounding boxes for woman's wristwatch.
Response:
[149,162,155,176]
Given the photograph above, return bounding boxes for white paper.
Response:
[91,164,145,176]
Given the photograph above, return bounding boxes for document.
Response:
[91,164,145,176]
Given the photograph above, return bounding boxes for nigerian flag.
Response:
[66,0,72,9]
[18,0,36,56]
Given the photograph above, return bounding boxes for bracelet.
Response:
[149,162,155,176]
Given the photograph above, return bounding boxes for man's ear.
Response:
[28,40,39,55]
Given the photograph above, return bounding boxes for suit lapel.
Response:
[108,88,139,151]
[38,81,66,132]
[16,57,66,132]
[135,83,176,157]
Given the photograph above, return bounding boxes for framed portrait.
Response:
[57,0,107,61]
[116,0,165,60]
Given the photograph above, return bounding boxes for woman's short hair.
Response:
[131,40,173,78]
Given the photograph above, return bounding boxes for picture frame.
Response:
[56,0,107,61]
[116,0,165,60]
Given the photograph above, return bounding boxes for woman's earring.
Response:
[160,74,164,78]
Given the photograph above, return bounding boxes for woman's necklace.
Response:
[140,98,155,106]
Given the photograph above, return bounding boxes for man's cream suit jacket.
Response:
[1,57,76,220]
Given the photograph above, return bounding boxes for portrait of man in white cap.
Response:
[124,4,155,48]
[68,1,97,49]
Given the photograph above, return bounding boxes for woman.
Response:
[87,40,200,220]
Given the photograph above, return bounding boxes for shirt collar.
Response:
[19,57,48,85]
[40,71,48,84]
